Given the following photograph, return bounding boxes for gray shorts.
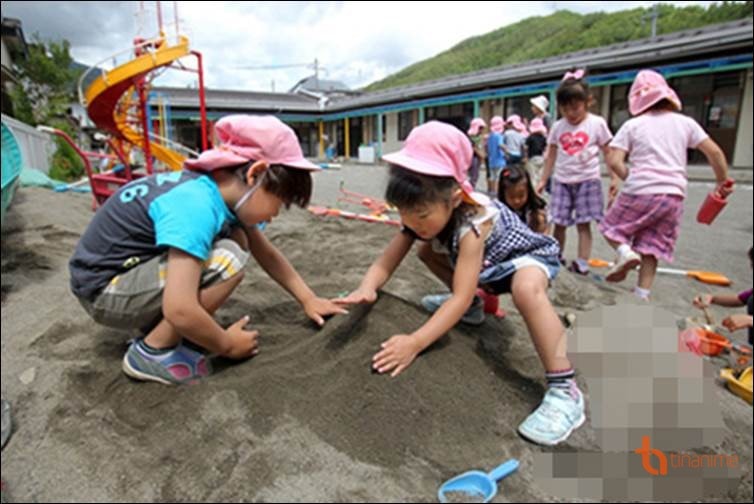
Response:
[488,165,504,182]
[78,239,250,331]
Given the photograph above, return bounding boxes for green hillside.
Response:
[365,2,752,91]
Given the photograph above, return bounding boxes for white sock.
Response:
[634,286,651,300]
[617,244,632,259]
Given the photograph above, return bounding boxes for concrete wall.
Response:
[383,111,401,155]
[733,69,753,169]
[600,85,611,119]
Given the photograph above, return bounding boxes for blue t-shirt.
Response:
[487,132,505,169]
[69,170,237,300]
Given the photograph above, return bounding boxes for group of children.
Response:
[70,69,747,447]
[472,69,733,302]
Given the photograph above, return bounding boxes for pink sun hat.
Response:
[184,115,320,172]
[506,114,528,135]
[467,117,486,136]
[628,69,682,116]
[490,115,504,134]
[382,121,488,206]
[529,117,548,136]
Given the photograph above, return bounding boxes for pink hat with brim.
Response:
[467,117,486,136]
[529,117,547,136]
[506,114,528,135]
[382,121,489,206]
[490,116,504,134]
[629,69,682,116]
[184,114,321,172]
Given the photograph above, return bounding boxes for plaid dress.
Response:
[441,200,560,268]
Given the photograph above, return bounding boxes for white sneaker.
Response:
[605,249,641,283]
[518,387,586,446]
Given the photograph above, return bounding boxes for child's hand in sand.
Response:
[303,296,349,327]
[372,335,421,377]
[224,315,260,359]
[334,287,378,305]
[721,314,753,332]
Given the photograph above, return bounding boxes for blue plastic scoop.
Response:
[437,459,519,503]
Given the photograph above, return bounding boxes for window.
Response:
[504,94,537,120]
[589,86,604,115]
[398,110,414,141]
[425,103,474,132]
[609,84,630,132]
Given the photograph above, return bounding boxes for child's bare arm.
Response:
[246,225,314,301]
[412,229,485,348]
[697,138,733,195]
[606,147,628,180]
[337,231,414,304]
[693,292,745,308]
[163,249,257,358]
[530,209,549,234]
[722,314,753,333]
[245,226,347,325]
[372,227,485,377]
[536,144,558,193]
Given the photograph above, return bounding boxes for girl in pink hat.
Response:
[467,117,487,190]
[599,69,733,300]
[336,121,585,446]
[502,115,528,165]
[70,115,347,385]
[486,116,506,194]
[536,69,618,276]
[525,118,548,189]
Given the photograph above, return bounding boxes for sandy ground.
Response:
[1,163,752,502]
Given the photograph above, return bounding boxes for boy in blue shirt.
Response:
[70,115,347,385]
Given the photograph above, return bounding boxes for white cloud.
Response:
[3,1,717,92]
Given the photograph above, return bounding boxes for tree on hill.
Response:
[365,2,753,91]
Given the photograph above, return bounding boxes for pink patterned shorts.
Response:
[599,192,684,262]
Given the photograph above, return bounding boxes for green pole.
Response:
[549,88,557,119]
[377,113,383,159]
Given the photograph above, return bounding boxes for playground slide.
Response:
[84,36,190,171]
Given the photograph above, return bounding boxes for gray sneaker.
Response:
[122,339,211,385]
[421,293,485,325]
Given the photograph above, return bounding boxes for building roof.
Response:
[329,17,753,111]
[289,75,352,94]
[151,86,321,113]
[152,18,752,116]
[1,17,29,60]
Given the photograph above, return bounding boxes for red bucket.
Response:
[697,179,734,225]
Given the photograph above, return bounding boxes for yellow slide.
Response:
[85,36,191,171]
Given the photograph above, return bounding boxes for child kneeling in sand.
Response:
[70,115,346,385]
[336,121,584,446]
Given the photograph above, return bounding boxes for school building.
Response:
[151,18,753,168]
